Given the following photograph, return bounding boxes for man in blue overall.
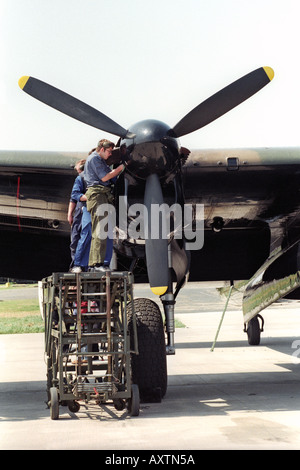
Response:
[68,160,86,269]
[68,159,91,272]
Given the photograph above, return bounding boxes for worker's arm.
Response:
[67,201,76,225]
[101,163,127,182]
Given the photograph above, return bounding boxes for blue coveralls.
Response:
[69,201,83,268]
[70,173,112,269]
[70,174,91,270]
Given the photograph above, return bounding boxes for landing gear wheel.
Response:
[127,384,140,416]
[128,298,167,402]
[50,387,59,420]
[246,316,261,345]
[67,400,80,413]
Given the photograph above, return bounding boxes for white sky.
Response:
[0,0,299,152]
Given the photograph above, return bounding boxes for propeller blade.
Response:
[172,66,274,137]
[18,76,134,138]
[144,173,169,296]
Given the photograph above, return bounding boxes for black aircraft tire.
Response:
[128,298,167,403]
[247,316,261,345]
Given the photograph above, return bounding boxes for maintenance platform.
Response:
[42,271,140,419]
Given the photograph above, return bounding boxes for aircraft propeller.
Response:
[18,66,274,295]
[171,66,274,137]
[144,173,169,296]
[18,76,135,139]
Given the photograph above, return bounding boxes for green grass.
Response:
[0,315,44,334]
[0,298,44,334]
[174,318,185,328]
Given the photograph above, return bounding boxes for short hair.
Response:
[97,139,115,150]
[74,158,86,171]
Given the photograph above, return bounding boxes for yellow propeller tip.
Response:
[150,286,168,296]
[263,67,274,81]
[18,76,30,89]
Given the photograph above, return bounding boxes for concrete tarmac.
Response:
[1,283,300,450]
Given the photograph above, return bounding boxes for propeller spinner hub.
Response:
[121,119,180,179]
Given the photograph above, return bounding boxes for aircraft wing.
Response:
[182,147,300,321]
[1,146,300,323]
[0,150,81,279]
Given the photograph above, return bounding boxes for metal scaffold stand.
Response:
[42,270,140,419]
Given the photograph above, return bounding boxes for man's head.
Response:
[97,139,115,160]
[74,159,86,174]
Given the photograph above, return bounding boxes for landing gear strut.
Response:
[161,292,176,355]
